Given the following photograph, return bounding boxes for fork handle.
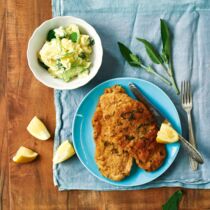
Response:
[187,111,198,170]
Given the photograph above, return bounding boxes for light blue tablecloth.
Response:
[53,0,210,190]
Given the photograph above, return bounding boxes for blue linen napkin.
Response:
[53,0,210,190]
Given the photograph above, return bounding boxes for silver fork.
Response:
[181,80,198,170]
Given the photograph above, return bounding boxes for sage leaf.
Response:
[47,29,56,41]
[129,54,141,66]
[118,42,141,67]
[136,38,163,64]
[117,41,171,86]
[161,19,179,94]
[160,19,171,63]
[162,190,183,210]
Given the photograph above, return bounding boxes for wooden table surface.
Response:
[1,0,210,209]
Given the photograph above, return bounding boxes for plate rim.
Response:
[72,77,181,187]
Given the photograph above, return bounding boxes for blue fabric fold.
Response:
[53,0,210,190]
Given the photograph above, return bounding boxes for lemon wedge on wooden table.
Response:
[53,140,75,164]
[27,116,51,140]
[156,121,179,144]
[13,146,38,163]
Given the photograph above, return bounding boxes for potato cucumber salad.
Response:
[38,24,94,82]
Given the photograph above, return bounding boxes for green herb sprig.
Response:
[118,19,180,94]
[137,19,179,94]
[118,42,171,86]
[162,190,183,210]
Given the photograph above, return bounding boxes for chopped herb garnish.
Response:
[69,32,78,42]
[71,63,78,68]
[121,110,145,121]
[126,135,135,140]
[79,52,86,59]
[111,148,118,154]
[121,111,136,121]
[140,108,144,113]
[104,142,109,147]
[47,29,56,41]
[137,124,143,130]
[121,111,132,120]
[88,37,95,46]
[56,59,65,70]
[128,112,135,121]
[38,58,48,70]
[62,52,74,57]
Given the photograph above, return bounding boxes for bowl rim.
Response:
[27,16,103,90]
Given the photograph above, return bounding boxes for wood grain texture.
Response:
[6,0,68,210]
[1,0,210,209]
[0,1,9,210]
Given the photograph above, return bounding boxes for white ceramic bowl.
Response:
[27,16,103,90]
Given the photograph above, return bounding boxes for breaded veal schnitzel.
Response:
[92,85,166,181]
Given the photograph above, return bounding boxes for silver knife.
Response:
[129,83,204,164]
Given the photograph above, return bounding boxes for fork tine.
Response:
[181,80,192,105]
[180,80,198,169]
[187,81,191,104]
[188,81,192,104]
[185,81,188,104]
[188,81,191,103]
[189,81,192,103]
[184,80,187,104]
[181,81,184,104]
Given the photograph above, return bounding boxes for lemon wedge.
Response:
[156,121,179,143]
[53,140,75,164]
[27,116,51,140]
[13,146,38,163]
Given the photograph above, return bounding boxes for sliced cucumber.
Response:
[62,67,86,82]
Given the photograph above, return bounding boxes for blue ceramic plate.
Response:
[72,78,181,187]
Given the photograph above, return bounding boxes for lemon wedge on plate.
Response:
[27,116,51,140]
[156,121,179,144]
[13,146,38,163]
[53,140,75,164]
